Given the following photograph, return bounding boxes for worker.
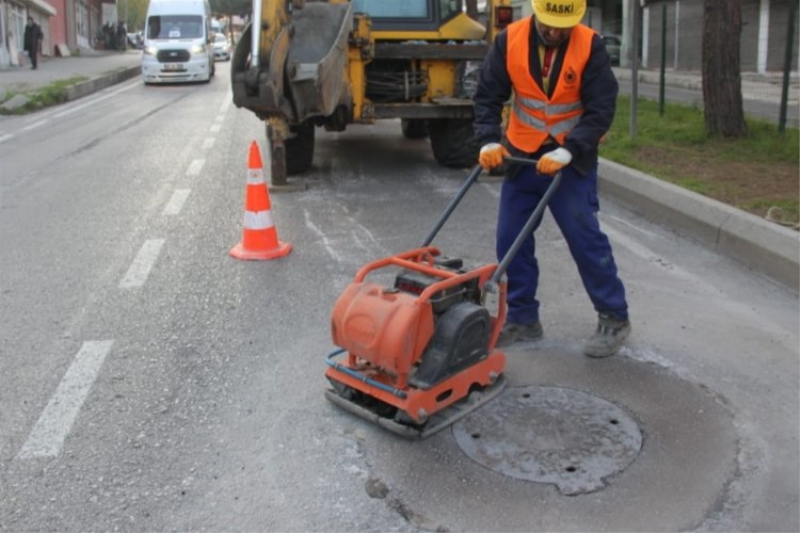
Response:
[473,0,630,357]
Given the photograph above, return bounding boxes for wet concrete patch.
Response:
[361,345,742,531]
[453,386,642,495]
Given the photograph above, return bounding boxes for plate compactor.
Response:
[325,160,561,439]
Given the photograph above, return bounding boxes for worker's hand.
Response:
[536,147,572,175]
[478,143,511,170]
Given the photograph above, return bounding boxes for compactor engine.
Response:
[325,247,507,438]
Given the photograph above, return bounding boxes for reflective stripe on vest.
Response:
[506,20,595,152]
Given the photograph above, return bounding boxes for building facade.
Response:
[0,0,55,66]
[641,0,799,73]
[508,0,799,74]
[1,0,109,68]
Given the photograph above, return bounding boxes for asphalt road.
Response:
[0,61,798,532]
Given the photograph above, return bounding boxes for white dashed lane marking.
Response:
[163,189,191,215]
[13,89,237,461]
[186,159,205,176]
[119,239,165,289]
[17,340,115,459]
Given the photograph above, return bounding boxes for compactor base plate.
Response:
[324,375,508,439]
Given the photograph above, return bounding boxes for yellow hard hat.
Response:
[532,0,586,28]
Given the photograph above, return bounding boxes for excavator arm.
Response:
[231,0,353,187]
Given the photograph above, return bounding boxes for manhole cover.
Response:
[453,386,642,495]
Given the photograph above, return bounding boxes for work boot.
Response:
[495,321,543,348]
[583,313,631,358]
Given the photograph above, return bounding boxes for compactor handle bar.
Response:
[421,156,543,247]
[419,156,561,286]
[421,164,483,248]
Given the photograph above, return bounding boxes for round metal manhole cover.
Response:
[453,386,642,495]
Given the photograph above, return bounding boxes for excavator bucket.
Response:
[231,1,353,124]
[286,2,353,120]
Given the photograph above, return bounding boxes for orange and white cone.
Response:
[230,141,292,261]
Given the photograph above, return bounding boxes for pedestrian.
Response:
[117,21,127,51]
[23,17,43,70]
[106,22,115,49]
[473,0,631,357]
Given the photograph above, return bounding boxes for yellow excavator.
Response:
[231,0,514,186]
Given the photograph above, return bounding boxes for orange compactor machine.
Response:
[325,160,561,438]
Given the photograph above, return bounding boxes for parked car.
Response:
[127,31,143,49]
[603,34,621,66]
[212,33,230,61]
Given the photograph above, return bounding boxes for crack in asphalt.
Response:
[365,475,449,532]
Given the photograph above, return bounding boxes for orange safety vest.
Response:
[506,19,595,152]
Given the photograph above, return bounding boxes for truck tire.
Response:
[428,118,479,168]
[285,120,315,175]
[401,119,429,139]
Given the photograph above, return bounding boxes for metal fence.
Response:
[634,0,799,130]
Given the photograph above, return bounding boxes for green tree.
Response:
[209,0,251,19]
[209,0,250,42]
[117,0,149,31]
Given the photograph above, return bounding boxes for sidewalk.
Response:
[0,52,796,291]
[613,66,800,104]
[0,49,141,100]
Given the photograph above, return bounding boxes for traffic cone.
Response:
[230,141,292,261]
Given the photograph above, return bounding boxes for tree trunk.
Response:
[702,0,747,137]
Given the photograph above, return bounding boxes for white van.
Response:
[141,0,215,84]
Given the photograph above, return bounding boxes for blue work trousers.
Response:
[496,163,628,324]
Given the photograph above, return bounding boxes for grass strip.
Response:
[0,76,88,114]
[601,96,799,224]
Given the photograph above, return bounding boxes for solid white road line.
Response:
[186,159,205,176]
[53,80,139,119]
[0,80,140,146]
[17,340,115,459]
[33,79,139,122]
[22,120,48,132]
[119,239,165,289]
[163,189,191,215]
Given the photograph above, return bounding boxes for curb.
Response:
[599,158,800,292]
[64,65,141,101]
[612,68,703,91]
